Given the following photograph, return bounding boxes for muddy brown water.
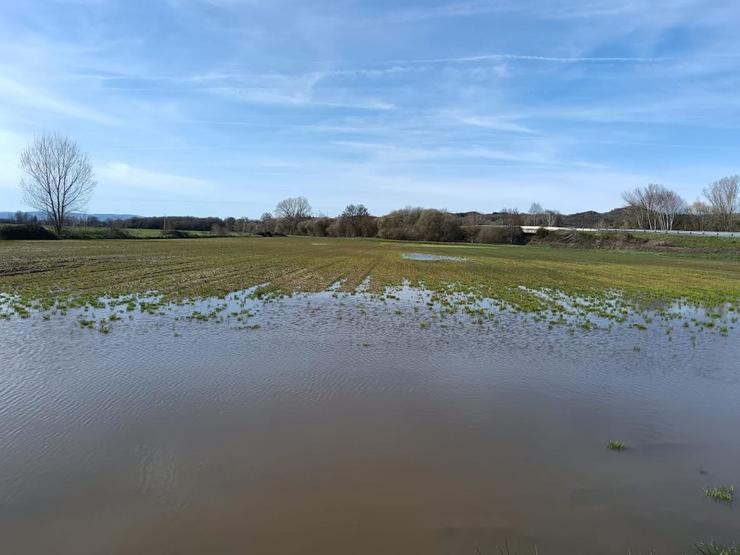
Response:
[1,291,739,554]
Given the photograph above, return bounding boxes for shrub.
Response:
[416,209,464,242]
[163,229,192,239]
[535,226,550,238]
[61,228,132,239]
[310,217,334,237]
[295,219,313,236]
[0,224,58,240]
[378,207,462,242]
[378,207,423,240]
[476,226,527,245]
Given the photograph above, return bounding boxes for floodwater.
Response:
[1,291,739,554]
[401,252,467,262]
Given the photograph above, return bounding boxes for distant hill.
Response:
[558,207,630,228]
[3,208,633,228]
[0,211,138,222]
[455,207,631,228]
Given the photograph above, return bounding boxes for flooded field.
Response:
[1,288,739,554]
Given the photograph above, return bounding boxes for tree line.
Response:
[621,179,739,232]
[251,198,528,244]
[8,133,740,240]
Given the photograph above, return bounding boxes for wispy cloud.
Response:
[97,162,209,190]
[201,71,396,110]
[383,1,513,23]
[378,53,675,66]
[442,112,537,134]
[381,0,718,24]
[332,140,599,168]
[59,69,398,110]
[0,129,28,190]
[1,0,739,216]
[0,74,117,125]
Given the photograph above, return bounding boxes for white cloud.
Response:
[451,114,536,134]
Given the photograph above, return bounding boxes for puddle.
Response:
[401,252,467,262]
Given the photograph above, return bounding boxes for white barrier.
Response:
[519,226,739,238]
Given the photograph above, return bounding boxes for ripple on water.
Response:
[0,291,738,554]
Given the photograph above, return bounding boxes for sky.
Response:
[1,0,739,218]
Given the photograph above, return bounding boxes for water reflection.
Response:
[401,252,467,262]
[0,291,738,554]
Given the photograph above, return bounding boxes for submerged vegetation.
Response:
[697,542,740,555]
[704,485,735,503]
[0,236,738,330]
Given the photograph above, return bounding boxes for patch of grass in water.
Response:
[607,440,627,451]
[704,485,735,503]
[696,541,740,554]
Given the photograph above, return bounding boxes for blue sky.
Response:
[1,0,739,217]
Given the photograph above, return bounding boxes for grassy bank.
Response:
[0,224,248,240]
[57,227,227,239]
[4,223,739,257]
[1,237,738,315]
[528,229,740,253]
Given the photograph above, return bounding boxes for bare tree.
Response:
[703,176,739,231]
[20,134,96,235]
[622,189,646,229]
[690,200,711,231]
[623,185,658,229]
[337,204,372,237]
[527,202,544,226]
[462,212,486,227]
[274,197,312,234]
[656,188,685,231]
[622,184,685,231]
[500,208,523,227]
[341,204,369,219]
[462,212,486,242]
[544,209,560,227]
[14,211,34,224]
[258,212,276,234]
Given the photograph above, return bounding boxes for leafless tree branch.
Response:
[19,134,96,235]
